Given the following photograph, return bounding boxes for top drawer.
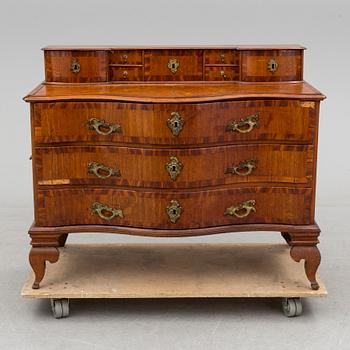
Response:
[144,50,203,81]
[44,50,108,83]
[32,100,317,145]
[240,49,303,82]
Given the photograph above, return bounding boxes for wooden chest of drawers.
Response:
[24,45,325,290]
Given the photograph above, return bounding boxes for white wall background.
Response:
[0,0,349,211]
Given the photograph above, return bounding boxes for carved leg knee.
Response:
[29,247,59,289]
[290,245,321,290]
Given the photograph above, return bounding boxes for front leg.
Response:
[290,245,321,290]
[29,247,59,289]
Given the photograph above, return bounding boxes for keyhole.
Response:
[172,166,176,171]
[174,121,178,127]
[172,63,176,69]
[271,63,275,70]
[172,209,177,214]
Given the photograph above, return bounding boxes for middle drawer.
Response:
[35,144,313,188]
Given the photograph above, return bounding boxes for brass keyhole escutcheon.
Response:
[168,58,179,74]
[70,58,80,73]
[166,200,183,223]
[267,58,279,73]
[167,112,184,136]
[166,156,183,181]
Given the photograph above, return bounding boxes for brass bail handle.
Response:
[226,114,260,134]
[225,159,257,176]
[88,161,121,179]
[88,118,122,136]
[91,202,123,221]
[224,200,256,218]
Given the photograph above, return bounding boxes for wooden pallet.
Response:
[22,243,327,317]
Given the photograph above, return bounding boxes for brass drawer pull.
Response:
[166,200,182,223]
[165,156,183,181]
[88,161,121,179]
[225,159,257,176]
[226,114,259,134]
[91,202,123,221]
[225,200,256,218]
[167,112,184,136]
[220,53,225,63]
[88,118,122,136]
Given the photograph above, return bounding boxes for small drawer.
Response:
[204,50,239,65]
[44,50,108,83]
[241,49,303,82]
[204,67,239,81]
[35,144,313,189]
[109,67,143,81]
[36,187,313,228]
[144,50,203,81]
[109,50,142,65]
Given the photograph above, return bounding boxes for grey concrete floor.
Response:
[0,206,349,350]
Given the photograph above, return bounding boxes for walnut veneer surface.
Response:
[25,45,325,290]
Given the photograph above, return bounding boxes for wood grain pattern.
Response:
[24,82,325,103]
[35,187,313,228]
[144,50,203,81]
[34,144,314,188]
[204,49,239,65]
[44,50,108,83]
[32,100,318,145]
[109,67,143,81]
[109,50,143,65]
[241,50,303,82]
[204,67,239,81]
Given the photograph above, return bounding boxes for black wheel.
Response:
[282,297,302,317]
[50,298,69,319]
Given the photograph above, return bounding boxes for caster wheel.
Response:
[50,298,69,319]
[282,297,302,317]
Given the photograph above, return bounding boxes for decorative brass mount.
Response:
[88,161,121,179]
[224,200,256,218]
[267,58,279,72]
[225,159,257,176]
[226,114,260,134]
[88,118,122,136]
[91,202,124,221]
[165,156,183,181]
[70,58,80,73]
[168,58,179,74]
[166,200,183,223]
[167,112,184,136]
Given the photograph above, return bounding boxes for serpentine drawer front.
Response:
[24,45,325,290]
[35,144,314,188]
[35,187,313,228]
[32,100,317,145]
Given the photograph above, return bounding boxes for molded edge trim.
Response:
[29,222,320,238]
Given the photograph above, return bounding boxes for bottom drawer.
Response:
[36,187,312,228]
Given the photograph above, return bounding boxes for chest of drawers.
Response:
[24,45,325,290]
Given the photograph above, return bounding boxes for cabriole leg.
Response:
[29,247,59,289]
[290,245,321,290]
